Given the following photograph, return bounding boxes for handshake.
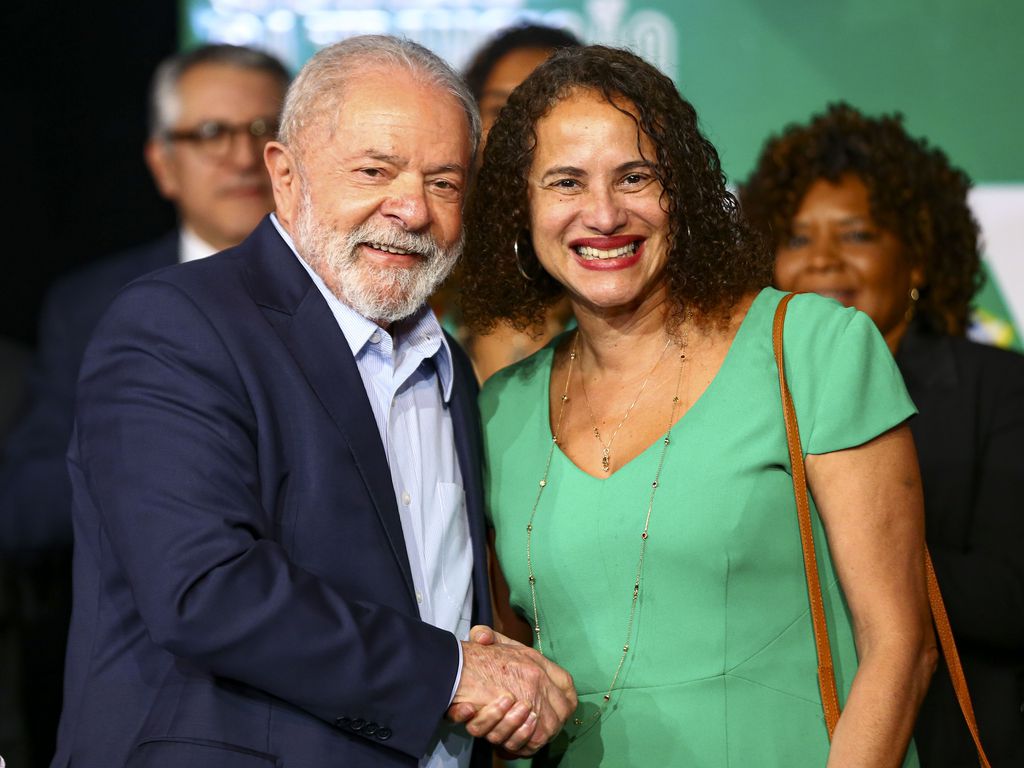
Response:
[448,625,578,757]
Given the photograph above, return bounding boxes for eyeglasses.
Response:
[162,117,278,160]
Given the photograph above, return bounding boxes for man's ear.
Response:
[144,138,180,201]
[264,141,302,232]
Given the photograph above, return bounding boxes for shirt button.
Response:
[370,331,381,344]
[415,590,423,604]
[401,491,411,506]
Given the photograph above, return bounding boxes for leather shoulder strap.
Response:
[925,552,992,767]
[772,292,841,738]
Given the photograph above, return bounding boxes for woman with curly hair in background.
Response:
[741,102,1024,767]
[433,23,580,382]
[458,47,935,766]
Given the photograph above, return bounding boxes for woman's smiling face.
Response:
[527,89,670,315]
[774,173,923,350]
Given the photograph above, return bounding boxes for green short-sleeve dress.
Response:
[480,288,919,766]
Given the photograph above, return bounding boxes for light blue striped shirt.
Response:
[271,215,473,767]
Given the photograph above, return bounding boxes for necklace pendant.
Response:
[601,450,610,472]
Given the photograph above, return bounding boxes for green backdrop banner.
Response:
[182,0,1022,348]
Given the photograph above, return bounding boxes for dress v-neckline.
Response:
[544,288,770,481]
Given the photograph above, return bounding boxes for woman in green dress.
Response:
[457,46,937,766]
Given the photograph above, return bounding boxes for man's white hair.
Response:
[278,35,481,160]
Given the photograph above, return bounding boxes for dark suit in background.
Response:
[52,219,491,767]
[0,234,177,766]
[900,325,1024,767]
[0,233,177,553]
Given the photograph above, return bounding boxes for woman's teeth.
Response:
[575,242,639,260]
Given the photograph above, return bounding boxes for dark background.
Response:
[3,8,179,763]
[6,0,179,348]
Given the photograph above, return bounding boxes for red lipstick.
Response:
[570,236,645,271]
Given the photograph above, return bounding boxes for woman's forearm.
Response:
[826,633,938,767]
[806,429,936,766]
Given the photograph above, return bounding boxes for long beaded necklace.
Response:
[525,326,690,728]
[579,338,672,472]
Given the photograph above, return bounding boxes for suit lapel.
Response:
[242,219,417,603]
[448,344,493,627]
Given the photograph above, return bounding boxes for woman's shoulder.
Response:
[742,285,858,319]
[757,289,915,454]
[743,286,875,352]
[771,286,863,326]
[479,332,567,419]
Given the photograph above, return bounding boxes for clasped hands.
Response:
[448,625,577,757]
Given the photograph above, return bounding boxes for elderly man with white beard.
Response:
[51,35,575,768]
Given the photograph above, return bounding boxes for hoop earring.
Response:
[905,286,921,323]
[514,232,539,282]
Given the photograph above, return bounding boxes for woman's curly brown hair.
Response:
[739,102,981,336]
[457,45,769,333]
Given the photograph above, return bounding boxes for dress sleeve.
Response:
[780,293,917,456]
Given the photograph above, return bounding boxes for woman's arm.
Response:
[806,423,938,767]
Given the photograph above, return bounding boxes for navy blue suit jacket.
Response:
[0,232,178,554]
[52,218,491,768]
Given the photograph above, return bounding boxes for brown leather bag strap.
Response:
[773,292,992,766]
[772,292,841,738]
[925,552,992,767]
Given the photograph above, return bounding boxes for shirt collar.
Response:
[178,226,219,263]
[269,213,455,402]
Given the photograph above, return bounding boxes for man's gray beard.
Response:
[294,191,462,324]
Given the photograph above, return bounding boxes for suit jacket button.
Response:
[351,718,366,731]
[375,727,392,741]
[335,716,351,728]
[363,723,379,736]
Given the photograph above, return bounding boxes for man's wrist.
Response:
[448,634,464,706]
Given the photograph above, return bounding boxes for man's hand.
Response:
[448,625,576,756]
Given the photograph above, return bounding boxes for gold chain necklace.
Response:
[525,326,690,728]
[579,338,672,472]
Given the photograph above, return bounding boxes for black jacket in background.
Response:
[898,325,1024,767]
[0,232,178,554]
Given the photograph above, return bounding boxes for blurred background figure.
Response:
[741,102,1024,768]
[464,23,581,158]
[435,23,580,382]
[0,43,288,766]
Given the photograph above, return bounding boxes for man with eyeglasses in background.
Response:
[0,43,288,766]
